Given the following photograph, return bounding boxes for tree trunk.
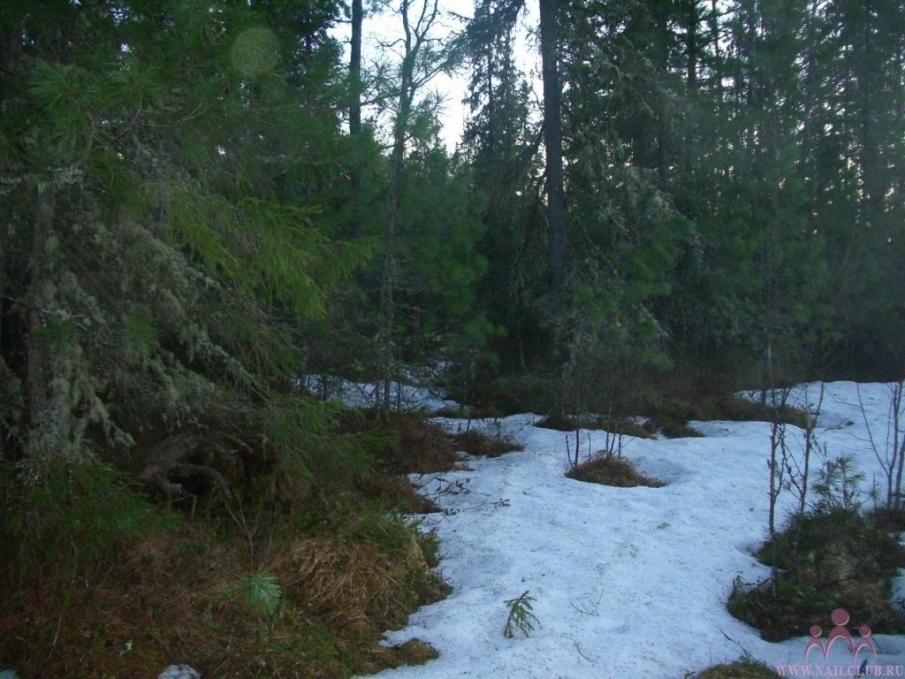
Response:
[686,0,698,89]
[539,0,566,290]
[376,0,440,415]
[0,24,23,354]
[380,38,416,415]
[25,186,55,461]
[348,0,364,236]
[857,0,883,226]
[652,1,670,187]
[350,0,363,140]
[0,223,6,360]
[710,0,723,106]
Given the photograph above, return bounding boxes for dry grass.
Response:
[0,434,453,678]
[1,526,240,677]
[285,532,448,635]
[389,414,461,474]
[694,660,780,678]
[385,638,438,664]
[357,473,440,513]
[566,455,665,488]
[449,429,523,457]
[336,411,461,475]
[0,408,461,678]
[535,414,655,439]
[0,519,449,678]
[633,386,809,437]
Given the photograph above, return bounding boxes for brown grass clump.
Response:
[388,638,439,664]
[449,429,523,457]
[288,533,449,635]
[633,386,809,437]
[390,414,461,474]
[1,517,449,678]
[336,410,461,475]
[694,660,780,678]
[535,414,655,439]
[566,455,665,488]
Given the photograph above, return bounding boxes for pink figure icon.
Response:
[852,624,877,659]
[804,625,825,659]
[824,608,854,658]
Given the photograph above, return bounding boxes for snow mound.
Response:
[158,666,200,679]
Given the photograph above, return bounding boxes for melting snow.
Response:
[360,382,905,677]
[298,374,458,413]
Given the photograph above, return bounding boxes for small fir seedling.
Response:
[503,590,540,638]
[814,454,865,513]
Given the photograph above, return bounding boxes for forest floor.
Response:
[342,381,905,678]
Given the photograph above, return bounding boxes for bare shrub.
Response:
[858,380,905,520]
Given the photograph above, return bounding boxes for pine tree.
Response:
[0,0,361,472]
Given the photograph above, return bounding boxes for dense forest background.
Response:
[0,0,903,676]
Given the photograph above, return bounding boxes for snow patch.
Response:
[298,374,459,413]
[361,382,905,678]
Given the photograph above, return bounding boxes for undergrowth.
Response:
[335,410,461,475]
[449,429,522,457]
[445,362,806,440]
[637,391,808,437]
[566,454,665,488]
[0,410,453,678]
[727,508,905,641]
[535,414,655,439]
[692,659,780,678]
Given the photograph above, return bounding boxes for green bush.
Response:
[1,459,172,578]
[728,508,905,641]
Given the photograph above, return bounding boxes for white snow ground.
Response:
[357,381,905,678]
[299,374,459,413]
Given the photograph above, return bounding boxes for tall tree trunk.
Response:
[652,1,670,187]
[857,0,883,225]
[380,24,417,415]
[539,0,566,290]
[349,0,364,186]
[25,186,55,461]
[349,0,364,235]
[0,24,23,355]
[380,82,410,413]
[709,0,723,107]
[486,47,495,156]
[801,0,821,216]
[894,39,904,220]
[376,0,440,415]
[0,224,6,363]
[686,0,698,89]
[350,0,363,140]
